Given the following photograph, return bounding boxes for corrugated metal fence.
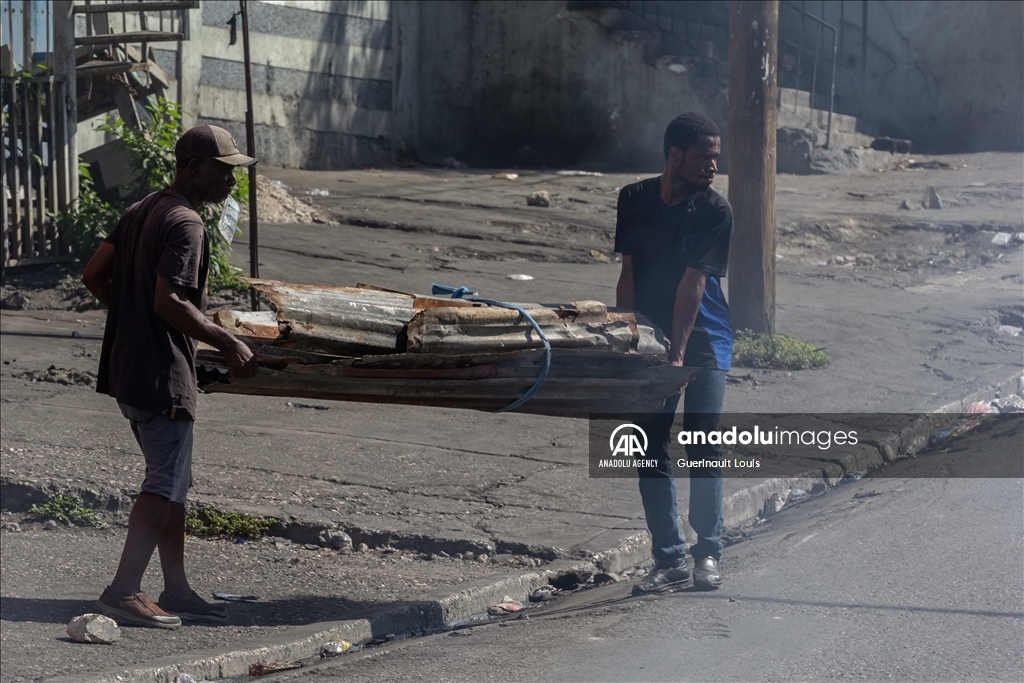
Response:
[2,75,74,269]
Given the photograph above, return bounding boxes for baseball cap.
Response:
[175,124,257,167]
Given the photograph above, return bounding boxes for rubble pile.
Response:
[197,279,695,417]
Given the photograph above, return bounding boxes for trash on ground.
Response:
[506,274,534,281]
[443,157,468,169]
[1,291,30,310]
[43,519,57,530]
[212,592,259,602]
[526,191,551,207]
[593,572,621,584]
[319,529,354,551]
[492,173,519,180]
[249,661,303,676]
[810,482,827,495]
[268,179,288,190]
[66,613,120,644]
[991,395,1024,413]
[530,588,554,602]
[990,232,1012,245]
[787,489,809,504]
[555,170,603,177]
[762,491,787,517]
[172,675,198,683]
[966,401,993,414]
[320,640,353,658]
[811,260,828,266]
[998,325,1022,337]
[841,471,866,483]
[304,188,330,196]
[590,249,611,262]
[904,434,927,456]
[924,186,942,209]
[488,598,524,615]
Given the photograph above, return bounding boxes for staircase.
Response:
[567,0,885,172]
[72,0,197,126]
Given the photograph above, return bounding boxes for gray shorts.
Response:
[118,402,194,504]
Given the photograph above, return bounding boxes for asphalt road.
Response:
[269,425,1024,683]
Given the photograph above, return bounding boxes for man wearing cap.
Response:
[83,125,259,628]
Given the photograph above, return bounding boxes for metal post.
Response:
[240,0,259,311]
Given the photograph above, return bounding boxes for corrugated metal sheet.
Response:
[200,280,693,417]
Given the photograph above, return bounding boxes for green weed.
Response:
[185,509,273,539]
[28,493,105,528]
[732,330,830,370]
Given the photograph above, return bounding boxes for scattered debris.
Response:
[898,199,913,210]
[211,592,259,602]
[924,186,942,209]
[356,542,369,552]
[43,519,58,530]
[66,614,120,644]
[991,232,1012,246]
[1,522,21,532]
[172,675,198,683]
[787,489,809,504]
[841,471,866,483]
[530,588,554,602]
[966,401,993,414]
[320,640,353,658]
[590,249,611,262]
[991,395,1024,413]
[550,568,592,588]
[761,491,787,518]
[909,160,957,170]
[319,529,353,551]
[592,572,621,584]
[904,435,927,456]
[15,366,96,387]
[443,157,468,169]
[506,274,534,281]
[1000,325,1022,337]
[810,482,827,495]
[491,173,519,180]
[249,661,303,677]
[555,170,603,177]
[240,175,336,225]
[304,189,330,196]
[0,291,30,310]
[526,191,551,207]
[488,596,525,615]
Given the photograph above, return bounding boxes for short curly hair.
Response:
[663,112,721,159]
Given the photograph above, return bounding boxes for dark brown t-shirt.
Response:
[96,189,209,419]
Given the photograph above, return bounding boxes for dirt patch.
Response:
[15,365,97,387]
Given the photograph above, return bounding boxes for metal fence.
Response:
[2,75,75,269]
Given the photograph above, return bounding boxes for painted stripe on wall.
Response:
[203,1,391,49]
[199,56,391,111]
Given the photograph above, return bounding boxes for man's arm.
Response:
[616,255,636,309]
[153,276,258,379]
[82,242,116,308]
[668,267,708,366]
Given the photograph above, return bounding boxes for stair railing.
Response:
[779,1,836,148]
[607,0,729,80]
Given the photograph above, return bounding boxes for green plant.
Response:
[732,330,830,370]
[58,97,250,290]
[28,493,105,528]
[185,508,273,539]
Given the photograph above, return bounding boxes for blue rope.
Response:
[431,283,551,412]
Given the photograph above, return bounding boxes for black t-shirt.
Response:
[96,189,209,419]
[614,177,734,369]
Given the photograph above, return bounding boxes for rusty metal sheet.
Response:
[245,279,417,354]
[213,310,280,341]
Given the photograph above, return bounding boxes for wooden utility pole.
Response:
[727,0,778,336]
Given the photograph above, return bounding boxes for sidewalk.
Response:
[1,156,1021,682]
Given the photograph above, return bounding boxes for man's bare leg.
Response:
[158,502,191,597]
[109,492,173,596]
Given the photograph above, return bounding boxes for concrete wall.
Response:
[401,0,727,171]
[78,0,396,169]
[811,0,1023,152]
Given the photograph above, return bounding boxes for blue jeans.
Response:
[636,368,726,566]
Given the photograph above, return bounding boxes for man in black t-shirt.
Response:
[614,112,734,593]
[83,125,259,628]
